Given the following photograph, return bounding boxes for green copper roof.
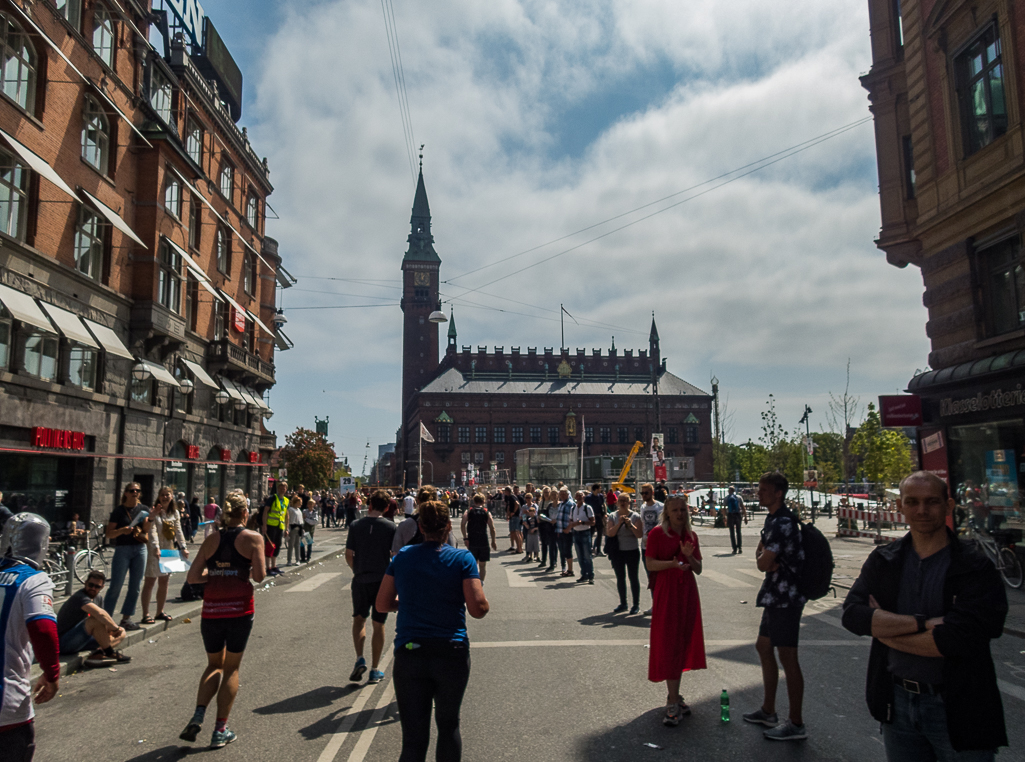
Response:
[403,168,441,263]
[447,309,457,338]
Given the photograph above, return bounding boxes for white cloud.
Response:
[242,0,929,457]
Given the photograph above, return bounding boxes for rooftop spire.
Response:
[649,313,660,344]
[447,307,457,339]
[404,150,440,263]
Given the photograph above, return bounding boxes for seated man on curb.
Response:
[56,570,131,667]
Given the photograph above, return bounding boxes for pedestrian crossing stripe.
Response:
[285,572,343,593]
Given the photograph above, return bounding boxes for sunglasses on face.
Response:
[85,582,103,590]
[126,489,140,494]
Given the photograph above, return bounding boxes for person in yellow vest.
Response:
[262,479,289,577]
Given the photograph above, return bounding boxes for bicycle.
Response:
[71,522,109,584]
[963,514,1023,589]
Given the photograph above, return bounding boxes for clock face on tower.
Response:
[414,272,430,286]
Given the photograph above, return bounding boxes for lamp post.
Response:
[711,376,720,485]
[799,404,814,524]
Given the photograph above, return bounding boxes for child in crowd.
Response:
[522,502,540,562]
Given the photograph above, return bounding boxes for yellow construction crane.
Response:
[611,441,645,494]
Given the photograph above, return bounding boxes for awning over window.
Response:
[83,319,133,359]
[8,3,86,81]
[80,190,146,248]
[274,329,293,352]
[0,284,56,334]
[180,358,218,389]
[235,386,260,408]
[135,359,179,387]
[246,389,270,410]
[245,309,273,336]
[219,376,246,402]
[39,303,98,348]
[0,128,78,202]
[89,83,153,149]
[164,238,222,302]
[276,266,296,289]
[218,290,249,319]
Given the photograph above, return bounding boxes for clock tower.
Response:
[400,162,441,419]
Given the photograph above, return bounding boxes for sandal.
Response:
[663,703,682,727]
[140,615,155,625]
[678,699,692,716]
[154,612,172,621]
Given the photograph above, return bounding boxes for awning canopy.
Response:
[245,309,273,336]
[0,284,56,334]
[80,190,146,248]
[274,329,294,352]
[83,319,133,359]
[246,389,270,410]
[0,128,78,202]
[217,289,249,319]
[39,303,98,348]
[276,266,295,289]
[235,386,260,407]
[219,376,246,402]
[180,358,218,389]
[164,238,222,302]
[8,3,86,81]
[135,359,179,387]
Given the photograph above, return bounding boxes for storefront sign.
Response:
[220,449,231,462]
[247,452,260,464]
[939,385,1025,417]
[32,427,85,451]
[186,445,200,459]
[879,395,923,427]
[232,307,246,333]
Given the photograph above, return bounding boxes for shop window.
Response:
[667,427,679,445]
[158,240,182,313]
[493,426,506,444]
[173,366,191,414]
[529,426,541,444]
[81,96,109,172]
[0,14,36,113]
[185,116,203,165]
[246,193,259,229]
[216,226,230,273]
[685,426,698,444]
[0,148,28,241]
[67,344,97,390]
[22,332,57,380]
[131,377,153,404]
[0,305,9,369]
[475,426,487,443]
[437,424,450,444]
[219,161,233,203]
[166,442,190,493]
[617,427,628,444]
[949,420,1024,534]
[92,5,115,69]
[495,451,505,464]
[956,24,1007,156]
[547,426,559,444]
[979,235,1025,336]
[474,452,484,465]
[188,201,200,250]
[205,450,224,504]
[512,426,524,443]
[457,426,470,444]
[242,251,254,295]
[600,427,610,444]
[149,66,172,124]
[53,0,82,30]
[163,172,181,219]
[74,206,107,282]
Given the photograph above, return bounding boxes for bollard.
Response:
[64,548,75,597]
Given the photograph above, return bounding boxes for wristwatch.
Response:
[914,614,927,633]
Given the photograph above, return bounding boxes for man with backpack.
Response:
[743,471,807,742]
[725,486,747,554]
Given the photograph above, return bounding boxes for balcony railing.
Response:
[207,339,275,384]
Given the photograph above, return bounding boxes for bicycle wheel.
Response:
[999,547,1023,589]
[73,549,106,584]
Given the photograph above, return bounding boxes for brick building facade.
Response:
[393,168,713,488]
[0,0,291,524]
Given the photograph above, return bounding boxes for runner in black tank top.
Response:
[460,495,497,582]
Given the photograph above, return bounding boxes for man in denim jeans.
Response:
[842,471,1008,760]
[570,490,594,584]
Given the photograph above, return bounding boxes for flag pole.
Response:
[418,418,423,488]
[580,414,585,491]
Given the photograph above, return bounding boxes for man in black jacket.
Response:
[841,470,1008,759]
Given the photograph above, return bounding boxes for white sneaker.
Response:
[643,608,653,616]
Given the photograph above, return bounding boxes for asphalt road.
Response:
[33,526,1025,762]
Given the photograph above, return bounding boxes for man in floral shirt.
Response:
[743,472,808,742]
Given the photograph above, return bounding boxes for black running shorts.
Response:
[201,615,255,654]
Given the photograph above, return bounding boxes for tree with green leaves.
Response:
[736,440,769,483]
[281,427,337,490]
[850,403,914,495]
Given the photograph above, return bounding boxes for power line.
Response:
[380,0,416,182]
[288,303,398,311]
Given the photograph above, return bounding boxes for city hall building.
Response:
[0,0,293,524]
[392,168,714,488]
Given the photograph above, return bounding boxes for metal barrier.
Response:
[836,506,906,543]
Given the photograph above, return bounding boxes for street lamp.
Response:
[428,310,448,324]
[215,389,230,406]
[178,378,194,395]
[131,362,152,383]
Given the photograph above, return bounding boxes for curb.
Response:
[50,545,347,678]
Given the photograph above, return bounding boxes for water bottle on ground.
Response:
[720,688,730,722]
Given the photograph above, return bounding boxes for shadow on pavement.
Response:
[125,745,203,761]
[253,684,360,714]
[578,612,651,630]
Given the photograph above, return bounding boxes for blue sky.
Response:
[194,0,929,468]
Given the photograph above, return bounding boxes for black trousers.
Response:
[394,642,471,762]
[609,549,641,607]
[592,521,605,553]
[0,722,35,762]
[539,525,558,566]
[727,513,743,551]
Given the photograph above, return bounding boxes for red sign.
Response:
[654,464,667,482]
[918,426,952,528]
[247,452,260,464]
[220,449,231,462]
[186,445,200,459]
[231,307,246,333]
[32,427,85,451]
[879,395,923,428]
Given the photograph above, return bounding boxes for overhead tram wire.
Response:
[381,0,416,182]
[446,117,872,301]
[443,116,873,285]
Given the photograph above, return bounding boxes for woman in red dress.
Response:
[645,495,706,726]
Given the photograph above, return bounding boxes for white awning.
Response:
[135,359,179,387]
[235,386,260,407]
[89,84,153,148]
[219,377,245,402]
[180,358,218,389]
[83,319,133,359]
[192,275,223,302]
[275,269,293,289]
[245,309,273,336]
[164,237,212,282]
[39,303,98,348]
[217,289,249,319]
[274,329,293,352]
[0,284,55,334]
[0,128,78,202]
[246,388,270,410]
[80,190,146,248]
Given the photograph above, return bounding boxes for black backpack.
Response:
[791,518,834,600]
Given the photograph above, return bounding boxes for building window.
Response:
[547,426,559,444]
[131,377,153,405]
[149,66,172,124]
[22,332,57,380]
[957,25,1007,156]
[980,235,1025,336]
[529,426,541,444]
[0,149,27,241]
[54,0,82,30]
[242,319,255,353]
[158,240,182,313]
[684,426,698,445]
[92,5,115,68]
[216,226,230,273]
[242,251,254,295]
[512,426,524,444]
[184,275,198,331]
[164,173,182,219]
[457,426,470,444]
[0,305,10,369]
[68,344,97,390]
[902,135,915,199]
[893,0,904,52]
[600,427,611,444]
[495,451,505,464]
[81,96,109,172]
[214,300,226,339]
[460,451,471,464]
[493,426,506,444]
[0,14,36,112]
[667,427,678,445]
[185,116,203,165]
[246,194,259,229]
[74,206,106,281]
[219,162,233,202]
[438,424,450,444]
[635,427,644,443]
[617,427,628,444]
[474,451,484,465]
[475,426,487,443]
[188,201,200,249]
[584,426,593,443]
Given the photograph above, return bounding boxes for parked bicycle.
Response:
[71,521,109,584]
[963,514,1023,589]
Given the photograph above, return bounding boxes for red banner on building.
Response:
[220,449,232,462]
[32,427,85,451]
[186,445,200,459]
[247,452,260,463]
[879,395,923,427]
[231,307,246,333]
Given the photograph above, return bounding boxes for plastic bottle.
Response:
[720,688,730,722]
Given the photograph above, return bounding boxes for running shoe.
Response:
[613,603,628,613]
[628,605,640,615]
[209,728,237,748]
[367,669,385,684]
[742,707,779,727]
[662,703,682,727]
[764,720,807,741]
[179,722,202,743]
[349,656,367,683]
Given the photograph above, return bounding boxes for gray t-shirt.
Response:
[390,516,456,553]
[639,501,663,548]
[888,544,951,685]
[609,511,642,552]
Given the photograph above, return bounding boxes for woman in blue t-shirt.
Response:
[376,500,489,762]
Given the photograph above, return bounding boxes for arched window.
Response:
[246,194,258,228]
[0,147,29,241]
[218,162,233,202]
[54,0,82,30]
[81,96,109,171]
[215,226,230,273]
[92,5,114,68]
[74,205,107,280]
[163,172,181,218]
[242,251,254,295]
[0,14,36,112]
[185,116,203,164]
[150,66,172,123]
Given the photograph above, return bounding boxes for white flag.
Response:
[420,422,435,443]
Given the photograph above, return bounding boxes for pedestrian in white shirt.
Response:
[301,501,319,563]
[571,490,595,584]
[638,482,664,614]
[286,497,304,566]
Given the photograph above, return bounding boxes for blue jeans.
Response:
[573,531,593,578]
[58,619,97,654]
[882,685,995,762]
[104,544,147,619]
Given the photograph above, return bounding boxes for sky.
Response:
[198,0,930,471]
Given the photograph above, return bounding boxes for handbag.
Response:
[161,518,177,542]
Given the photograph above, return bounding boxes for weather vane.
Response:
[419,143,424,168]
